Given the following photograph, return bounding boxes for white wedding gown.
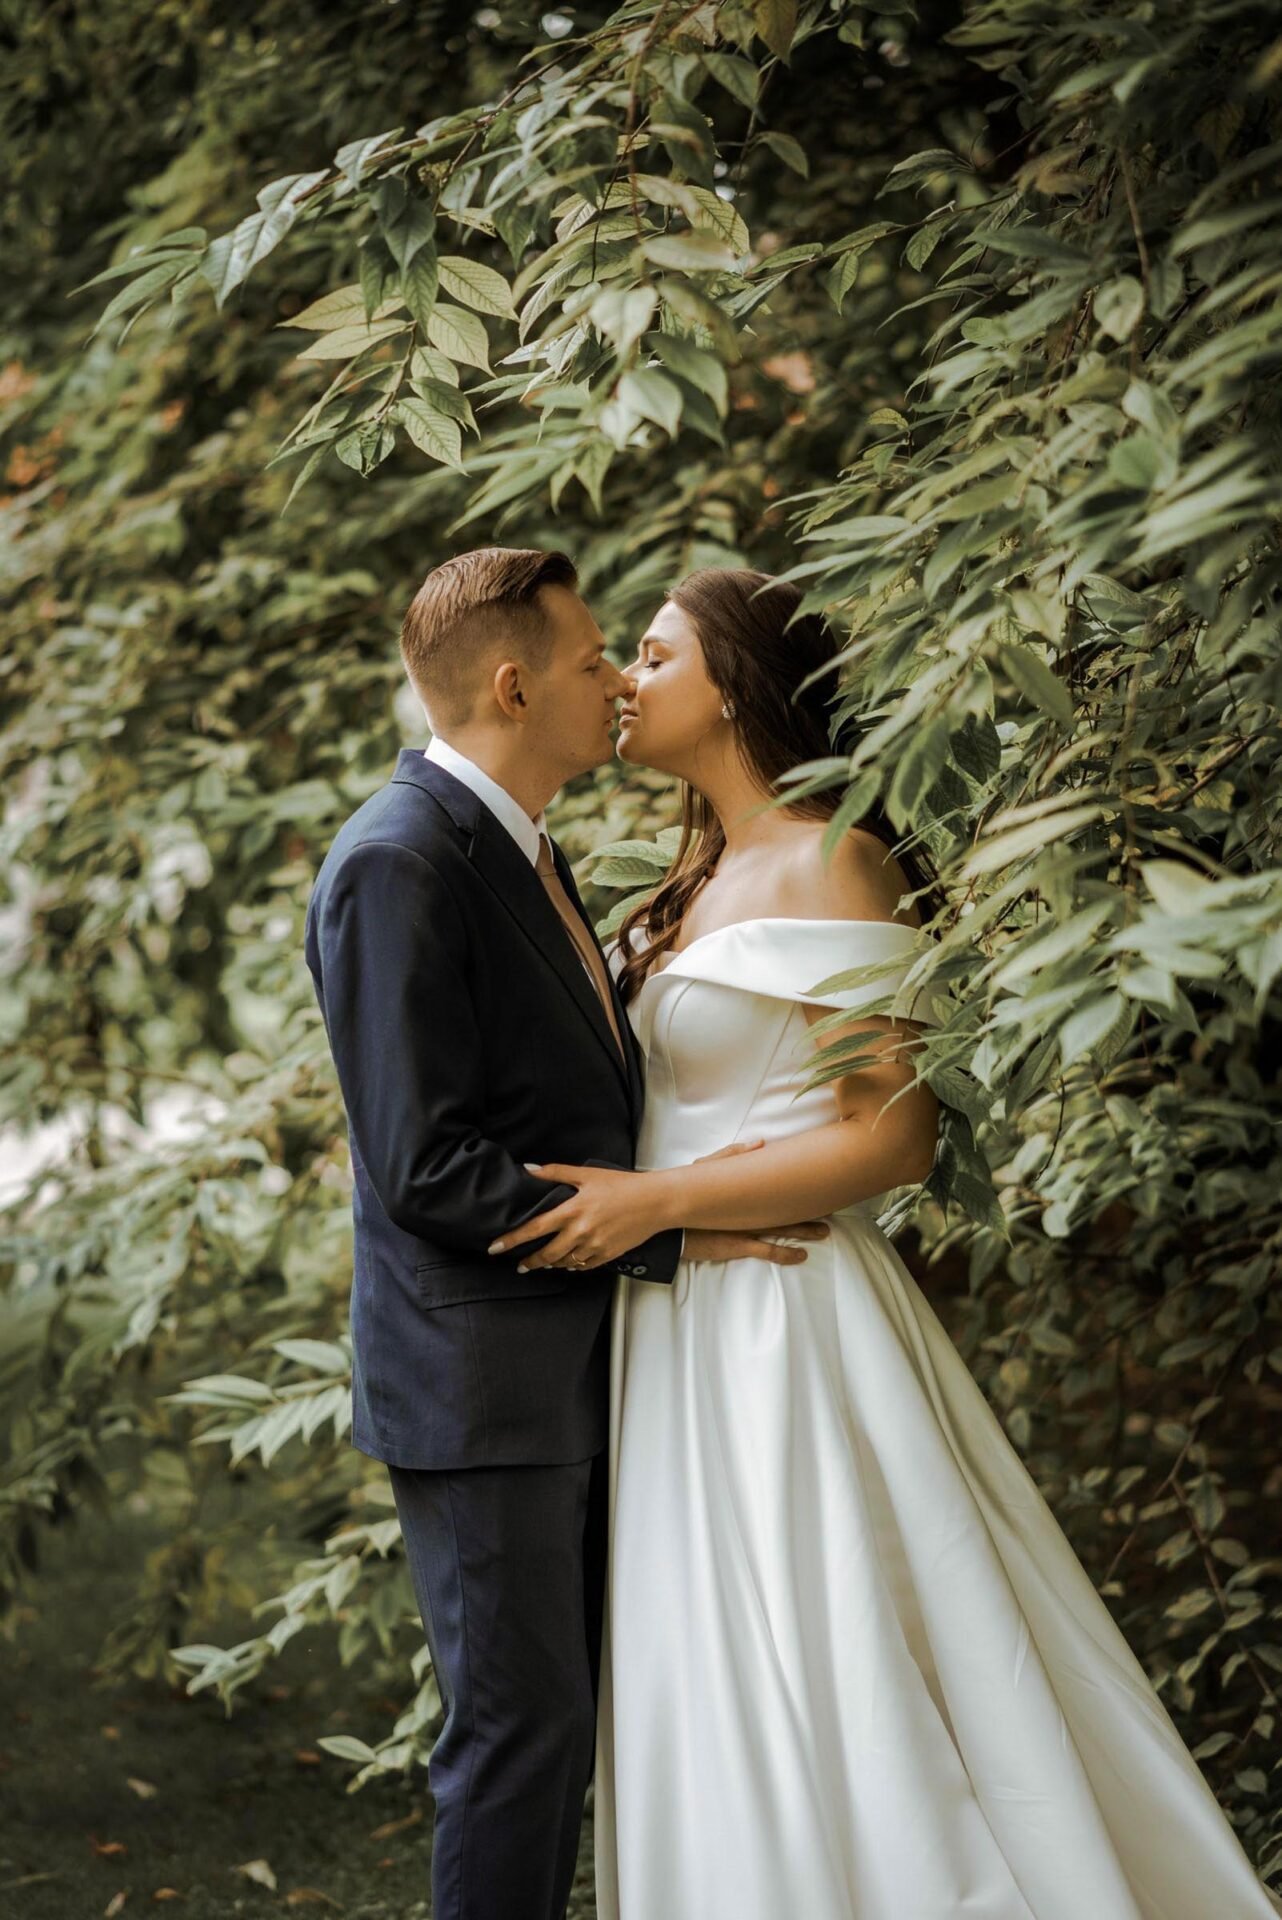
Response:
[594,916,1280,1920]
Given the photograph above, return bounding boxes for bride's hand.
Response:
[489,1163,677,1272]
[488,1139,767,1274]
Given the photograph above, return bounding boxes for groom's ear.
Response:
[493,657,531,722]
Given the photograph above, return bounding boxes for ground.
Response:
[0,1504,598,1919]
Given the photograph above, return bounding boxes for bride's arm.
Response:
[651,1008,938,1230]
[491,1010,937,1269]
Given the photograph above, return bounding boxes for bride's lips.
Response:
[617,708,638,725]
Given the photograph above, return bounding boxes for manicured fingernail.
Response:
[524,1162,541,1171]
[489,1241,504,1253]
[516,1264,528,1273]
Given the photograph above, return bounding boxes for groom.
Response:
[303,547,823,1920]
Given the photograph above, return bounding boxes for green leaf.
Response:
[334,420,397,474]
[89,257,189,338]
[905,217,950,270]
[650,333,728,413]
[641,230,738,273]
[880,149,968,199]
[961,805,1103,877]
[887,716,950,821]
[950,713,1002,782]
[295,318,408,360]
[437,255,516,319]
[1095,275,1145,341]
[410,345,459,386]
[999,641,1074,726]
[1141,860,1214,915]
[830,221,898,257]
[658,278,742,359]
[1107,433,1175,492]
[395,398,464,469]
[754,0,798,60]
[401,249,439,328]
[199,172,329,307]
[685,188,750,258]
[593,854,671,886]
[703,53,761,108]
[589,285,658,357]
[281,283,403,331]
[379,193,435,273]
[334,126,402,193]
[617,368,683,438]
[759,131,809,177]
[317,1734,381,1765]
[1059,992,1126,1068]
[825,249,863,313]
[274,1338,350,1373]
[407,376,474,430]
[425,302,491,372]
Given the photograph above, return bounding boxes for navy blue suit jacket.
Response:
[303,748,683,1469]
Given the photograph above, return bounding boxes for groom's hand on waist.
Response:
[681,1222,830,1265]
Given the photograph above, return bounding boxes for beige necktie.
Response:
[535,833,626,1061]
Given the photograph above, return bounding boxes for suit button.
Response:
[634,1263,648,1275]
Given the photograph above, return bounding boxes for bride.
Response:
[497,567,1281,1919]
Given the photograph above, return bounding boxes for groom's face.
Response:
[519,583,631,777]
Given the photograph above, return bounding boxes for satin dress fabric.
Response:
[593,917,1280,1920]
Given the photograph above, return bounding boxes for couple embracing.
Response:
[304,548,1279,1920]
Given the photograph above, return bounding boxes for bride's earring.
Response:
[722,700,735,720]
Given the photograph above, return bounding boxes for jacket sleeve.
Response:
[312,837,681,1279]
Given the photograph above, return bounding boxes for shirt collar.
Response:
[423,734,548,867]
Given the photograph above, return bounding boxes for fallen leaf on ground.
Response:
[152,1892,181,1902]
[369,1805,423,1840]
[126,1777,158,1799]
[284,1891,341,1908]
[90,1839,128,1857]
[104,1894,127,1917]
[233,1859,278,1890]
[293,1748,322,1765]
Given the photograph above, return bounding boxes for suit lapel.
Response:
[394,752,632,1101]
[471,811,634,1101]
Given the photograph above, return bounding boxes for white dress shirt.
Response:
[422,733,684,1266]
[424,732,548,865]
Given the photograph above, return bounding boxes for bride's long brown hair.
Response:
[614,567,945,1008]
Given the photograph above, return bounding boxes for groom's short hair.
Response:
[400,546,578,725]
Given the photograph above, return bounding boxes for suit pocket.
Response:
[414,1261,572,1309]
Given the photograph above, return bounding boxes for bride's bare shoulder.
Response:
[771,824,922,930]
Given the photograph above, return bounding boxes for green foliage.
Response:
[3,0,1282,1874]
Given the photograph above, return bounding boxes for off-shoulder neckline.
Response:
[638,913,923,987]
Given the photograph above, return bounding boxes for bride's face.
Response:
[615,600,727,775]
